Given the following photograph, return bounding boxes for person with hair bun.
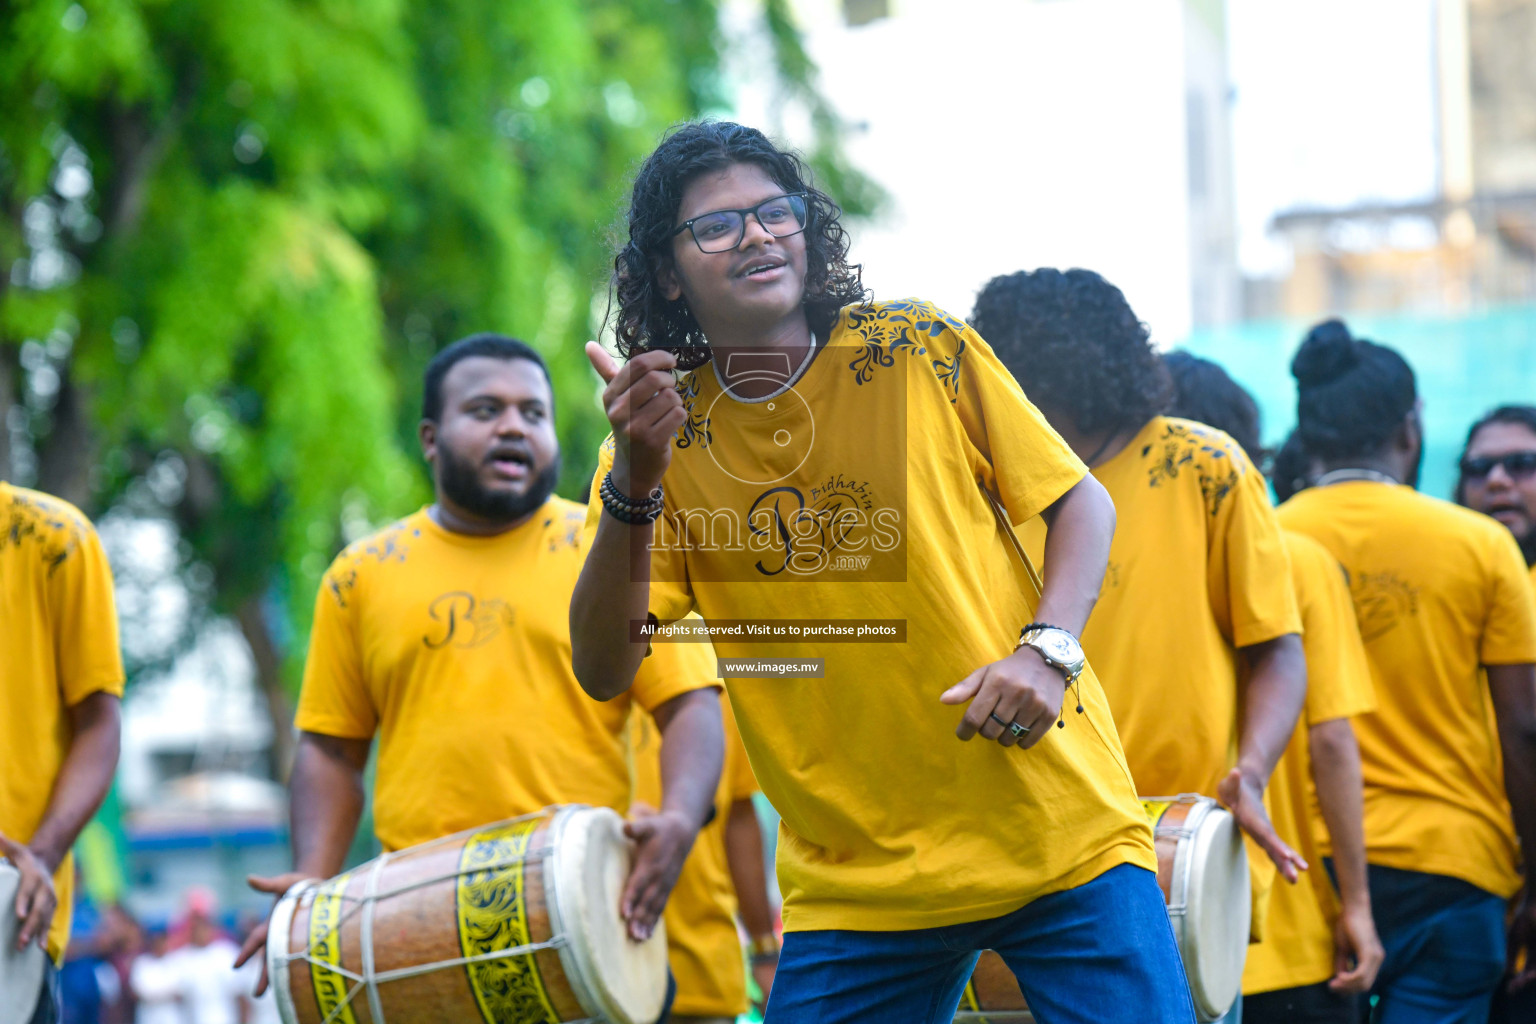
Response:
[1277,319,1536,1021]
[1165,352,1384,1024]
[573,123,1190,1022]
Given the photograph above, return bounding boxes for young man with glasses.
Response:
[1277,322,1536,1022]
[571,121,1192,1023]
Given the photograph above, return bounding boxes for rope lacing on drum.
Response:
[271,837,603,1024]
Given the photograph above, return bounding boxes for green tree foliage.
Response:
[0,0,880,745]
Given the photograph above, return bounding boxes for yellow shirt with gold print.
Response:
[630,696,758,1018]
[1242,531,1376,994]
[588,299,1156,933]
[295,497,718,852]
[1280,482,1536,899]
[0,482,125,963]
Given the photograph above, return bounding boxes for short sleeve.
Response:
[52,522,125,705]
[630,620,722,713]
[1479,526,1536,665]
[587,435,695,624]
[945,311,1088,525]
[722,698,758,800]
[294,559,378,739]
[1288,534,1376,724]
[1205,438,1301,648]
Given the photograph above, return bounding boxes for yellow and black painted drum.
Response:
[955,796,1249,1024]
[265,805,667,1024]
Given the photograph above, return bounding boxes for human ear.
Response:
[419,419,438,463]
[657,259,684,302]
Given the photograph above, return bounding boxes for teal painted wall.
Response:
[1177,305,1536,502]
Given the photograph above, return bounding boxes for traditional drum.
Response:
[1,860,48,1024]
[954,795,1250,1024]
[265,805,668,1024]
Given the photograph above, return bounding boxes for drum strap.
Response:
[982,485,1085,725]
[981,487,1045,603]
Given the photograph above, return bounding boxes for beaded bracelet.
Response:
[599,471,665,524]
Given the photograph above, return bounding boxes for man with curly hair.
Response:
[569,121,1193,1023]
[975,270,1308,1017]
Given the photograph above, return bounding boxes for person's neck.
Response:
[703,310,815,401]
[429,499,537,537]
[1315,455,1405,485]
[1049,417,1144,469]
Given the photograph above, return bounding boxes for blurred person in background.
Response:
[1278,320,1536,1023]
[129,925,183,1024]
[0,482,124,1024]
[235,334,724,1023]
[166,891,244,1024]
[1457,406,1536,586]
[975,269,1307,1017]
[1272,432,1321,505]
[631,698,778,1023]
[1165,351,1384,1024]
[1454,406,1536,1024]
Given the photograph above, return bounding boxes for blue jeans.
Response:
[764,863,1194,1024]
[1364,865,1506,1024]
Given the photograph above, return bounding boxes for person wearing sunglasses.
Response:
[1455,405,1536,1024]
[1277,320,1536,1023]
[1457,406,1536,586]
[572,121,1191,1023]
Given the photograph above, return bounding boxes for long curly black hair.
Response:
[610,121,867,370]
[971,268,1172,435]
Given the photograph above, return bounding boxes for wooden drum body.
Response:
[266,806,668,1024]
[955,795,1249,1024]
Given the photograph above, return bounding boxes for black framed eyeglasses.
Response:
[1460,451,1536,480]
[672,193,809,253]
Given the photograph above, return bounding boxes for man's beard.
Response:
[437,444,561,525]
[1518,526,1536,569]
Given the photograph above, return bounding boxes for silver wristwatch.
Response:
[1016,625,1086,684]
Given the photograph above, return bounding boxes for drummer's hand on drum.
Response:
[942,647,1065,750]
[1216,768,1307,883]
[0,831,57,952]
[234,871,311,995]
[621,807,697,941]
[586,342,684,496]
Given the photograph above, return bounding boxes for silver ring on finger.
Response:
[1009,722,1030,738]
[988,712,1009,728]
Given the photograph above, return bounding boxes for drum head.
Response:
[547,807,669,1024]
[0,862,47,1024]
[1176,803,1250,1022]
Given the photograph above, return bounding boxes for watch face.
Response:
[1031,629,1082,669]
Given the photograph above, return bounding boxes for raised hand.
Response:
[586,342,685,497]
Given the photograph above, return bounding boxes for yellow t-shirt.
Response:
[588,299,1156,933]
[295,498,718,852]
[1021,416,1302,800]
[1243,532,1376,995]
[631,696,758,1018]
[0,483,125,962]
[1280,482,1536,898]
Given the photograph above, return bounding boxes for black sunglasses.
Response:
[1460,451,1536,480]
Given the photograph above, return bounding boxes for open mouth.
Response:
[738,257,786,279]
[487,449,532,479]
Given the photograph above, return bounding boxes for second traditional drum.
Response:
[954,795,1250,1024]
[265,805,668,1024]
